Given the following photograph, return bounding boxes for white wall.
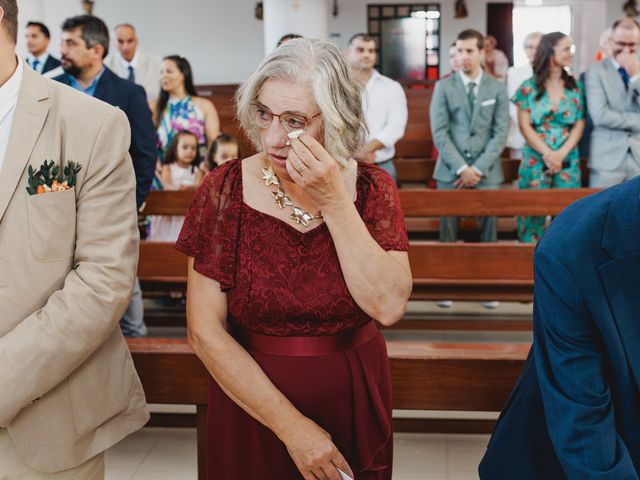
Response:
[17,0,265,84]
[16,0,637,84]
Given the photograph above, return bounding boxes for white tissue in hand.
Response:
[337,468,353,480]
[287,129,305,139]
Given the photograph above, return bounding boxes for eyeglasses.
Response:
[614,41,638,49]
[251,103,322,133]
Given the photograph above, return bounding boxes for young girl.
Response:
[196,133,241,183]
[148,130,202,241]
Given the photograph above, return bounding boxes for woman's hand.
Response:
[285,134,350,210]
[281,416,354,480]
[542,150,564,174]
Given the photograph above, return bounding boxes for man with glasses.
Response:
[586,17,640,188]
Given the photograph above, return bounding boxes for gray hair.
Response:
[236,38,366,166]
[523,31,543,47]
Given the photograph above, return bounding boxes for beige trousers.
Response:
[0,429,104,480]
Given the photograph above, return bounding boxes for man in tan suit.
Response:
[0,1,149,478]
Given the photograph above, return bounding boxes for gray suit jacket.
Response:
[585,58,640,171]
[106,50,162,102]
[430,72,509,185]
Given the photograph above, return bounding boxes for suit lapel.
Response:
[597,181,640,390]
[93,68,110,101]
[453,73,471,121]
[603,58,628,101]
[0,68,49,223]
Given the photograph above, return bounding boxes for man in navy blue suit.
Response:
[55,15,156,338]
[24,21,61,75]
[54,15,155,209]
[480,177,640,479]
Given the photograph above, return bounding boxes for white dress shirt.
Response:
[506,64,533,150]
[609,58,640,86]
[456,69,484,176]
[26,53,49,74]
[0,56,24,173]
[118,50,139,73]
[459,69,483,98]
[362,69,408,163]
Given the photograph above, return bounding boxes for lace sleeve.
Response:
[175,160,242,290]
[359,165,409,252]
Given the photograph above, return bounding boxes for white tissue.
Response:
[287,129,305,139]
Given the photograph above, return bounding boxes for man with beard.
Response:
[55,15,156,338]
[345,33,407,181]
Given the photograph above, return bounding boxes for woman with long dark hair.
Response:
[512,32,585,242]
[151,55,220,163]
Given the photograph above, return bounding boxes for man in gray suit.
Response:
[586,17,640,188]
[430,29,509,243]
[105,23,161,102]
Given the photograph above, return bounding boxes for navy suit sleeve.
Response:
[125,84,157,208]
[533,249,638,479]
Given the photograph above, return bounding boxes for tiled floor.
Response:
[105,428,490,480]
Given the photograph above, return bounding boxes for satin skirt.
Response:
[206,321,393,480]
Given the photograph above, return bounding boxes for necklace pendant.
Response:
[262,167,280,186]
[272,188,293,208]
[290,207,314,227]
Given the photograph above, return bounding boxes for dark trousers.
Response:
[437,181,498,242]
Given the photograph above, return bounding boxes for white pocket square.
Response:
[481,98,496,106]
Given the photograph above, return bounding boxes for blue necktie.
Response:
[32,59,39,71]
[619,67,630,90]
[127,65,135,83]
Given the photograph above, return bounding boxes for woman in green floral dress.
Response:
[512,32,585,243]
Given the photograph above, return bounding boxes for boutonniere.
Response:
[26,160,82,195]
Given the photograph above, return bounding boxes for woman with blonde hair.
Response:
[176,38,412,479]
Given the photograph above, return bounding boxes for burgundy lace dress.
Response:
[175,159,408,480]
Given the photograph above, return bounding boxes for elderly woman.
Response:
[175,39,412,480]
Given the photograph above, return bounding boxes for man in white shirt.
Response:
[24,21,61,76]
[506,31,542,159]
[105,23,161,101]
[345,33,408,182]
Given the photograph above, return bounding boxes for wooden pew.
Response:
[138,240,534,301]
[128,337,528,480]
[141,186,598,218]
[138,188,600,301]
[395,157,591,187]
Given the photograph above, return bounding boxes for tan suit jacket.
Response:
[0,66,149,473]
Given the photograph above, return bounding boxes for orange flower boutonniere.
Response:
[26,160,82,195]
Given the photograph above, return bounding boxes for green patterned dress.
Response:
[512,77,585,243]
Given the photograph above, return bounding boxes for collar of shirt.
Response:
[0,55,24,123]
[26,52,48,72]
[119,50,139,70]
[459,69,483,88]
[68,67,106,97]
[364,69,382,90]
[608,58,640,86]
[0,55,24,171]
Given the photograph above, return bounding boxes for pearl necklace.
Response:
[261,166,323,227]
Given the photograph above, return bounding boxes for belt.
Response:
[231,321,378,356]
